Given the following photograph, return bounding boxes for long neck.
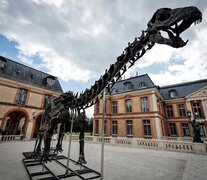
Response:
[69,31,154,109]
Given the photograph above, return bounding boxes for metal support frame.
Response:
[101,88,106,180]
[22,154,101,180]
[23,107,101,180]
[65,108,75,175]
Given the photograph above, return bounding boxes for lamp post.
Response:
[187,110,203,143]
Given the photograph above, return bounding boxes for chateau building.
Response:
[93,74,207,139]
[0,56,63,139]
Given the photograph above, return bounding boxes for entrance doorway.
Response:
[3,110,27,135]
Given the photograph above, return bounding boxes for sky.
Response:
[0,0,207,117]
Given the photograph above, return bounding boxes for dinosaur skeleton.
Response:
[34,6,202,163]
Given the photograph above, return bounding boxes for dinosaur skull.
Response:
[147,6,202,47]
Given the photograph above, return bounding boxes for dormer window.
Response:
[0,57,6,70]
[46,75,56,86]
[139,81,148,89]
[111,88,118,94]
[168,89,177,98]
[124,81,133,91]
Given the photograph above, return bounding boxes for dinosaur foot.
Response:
[77,155,87,165]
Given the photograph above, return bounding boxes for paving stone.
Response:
[0,141,206,180]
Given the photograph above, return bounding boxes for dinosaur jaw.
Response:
[164,7,202,47]
[166,13,202,48]
[147,6,202,48]
[169,10,202,36]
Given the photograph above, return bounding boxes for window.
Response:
[96,100,99,114]
[0,57,6,69]
[178,104,186,117]
[126,120,133,136]
[124,82,133,91]
[104,120,107,135]
[111,88,118,94]
[181,123,190,136]
[141,97,149,112]
[200,124,207,137]
[143,120,151,137]
[112,120,118,136]
[191,101,204,118]
[46,76,56,86]
[125,99,132,113]
[95,120,99,135]
[168,89,177,98]
[16,88,28,105]
[139,81,147,89]
[112,101,118,114]
[169,123,177,136]
[44,95,51,108]
[166,105,174,118]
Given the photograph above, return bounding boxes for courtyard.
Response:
[0,140,207,180]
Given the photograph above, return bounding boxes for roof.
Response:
[108,73,207,99]
[0,56,63,93]
[109,74,155,95]
[159,79,207,100]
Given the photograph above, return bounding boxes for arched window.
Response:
[139,81,148,89]
[124,82,133,91]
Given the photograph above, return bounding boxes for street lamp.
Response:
[187,110,203,143]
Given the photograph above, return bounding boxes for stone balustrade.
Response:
[115,138,132,145]
[164,141,194,152]
[64,135,207,154]
[0,135,23,142]
[97,137,111,143]
[161,136,207,142]
[136,139,159,149]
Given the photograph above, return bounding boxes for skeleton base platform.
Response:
[22,152,101,180]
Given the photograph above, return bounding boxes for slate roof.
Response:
[108,73,207,100]
[0,56,63,93]
[159,79,207,100]
[109,74,155,95]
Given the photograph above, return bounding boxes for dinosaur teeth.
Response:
[177,20,182,27]
[194,20,201,25]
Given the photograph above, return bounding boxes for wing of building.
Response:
[0,56,63,139]
[93,74,207,139]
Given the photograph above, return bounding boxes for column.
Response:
[25,120,34,139]
[155,117,162,139]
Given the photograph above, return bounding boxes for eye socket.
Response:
[158,13,171,21]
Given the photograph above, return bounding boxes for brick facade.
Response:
[0,56,62,139]
[93,75,207,139]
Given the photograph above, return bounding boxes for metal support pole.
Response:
[65,108,75,175]
[101,88,106,180]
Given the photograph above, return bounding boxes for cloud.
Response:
[1,0,207,117]
[1,0,207,84]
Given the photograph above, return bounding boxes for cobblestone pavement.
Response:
[0,140,207,180]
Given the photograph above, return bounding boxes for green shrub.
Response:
[0,128,3,135]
